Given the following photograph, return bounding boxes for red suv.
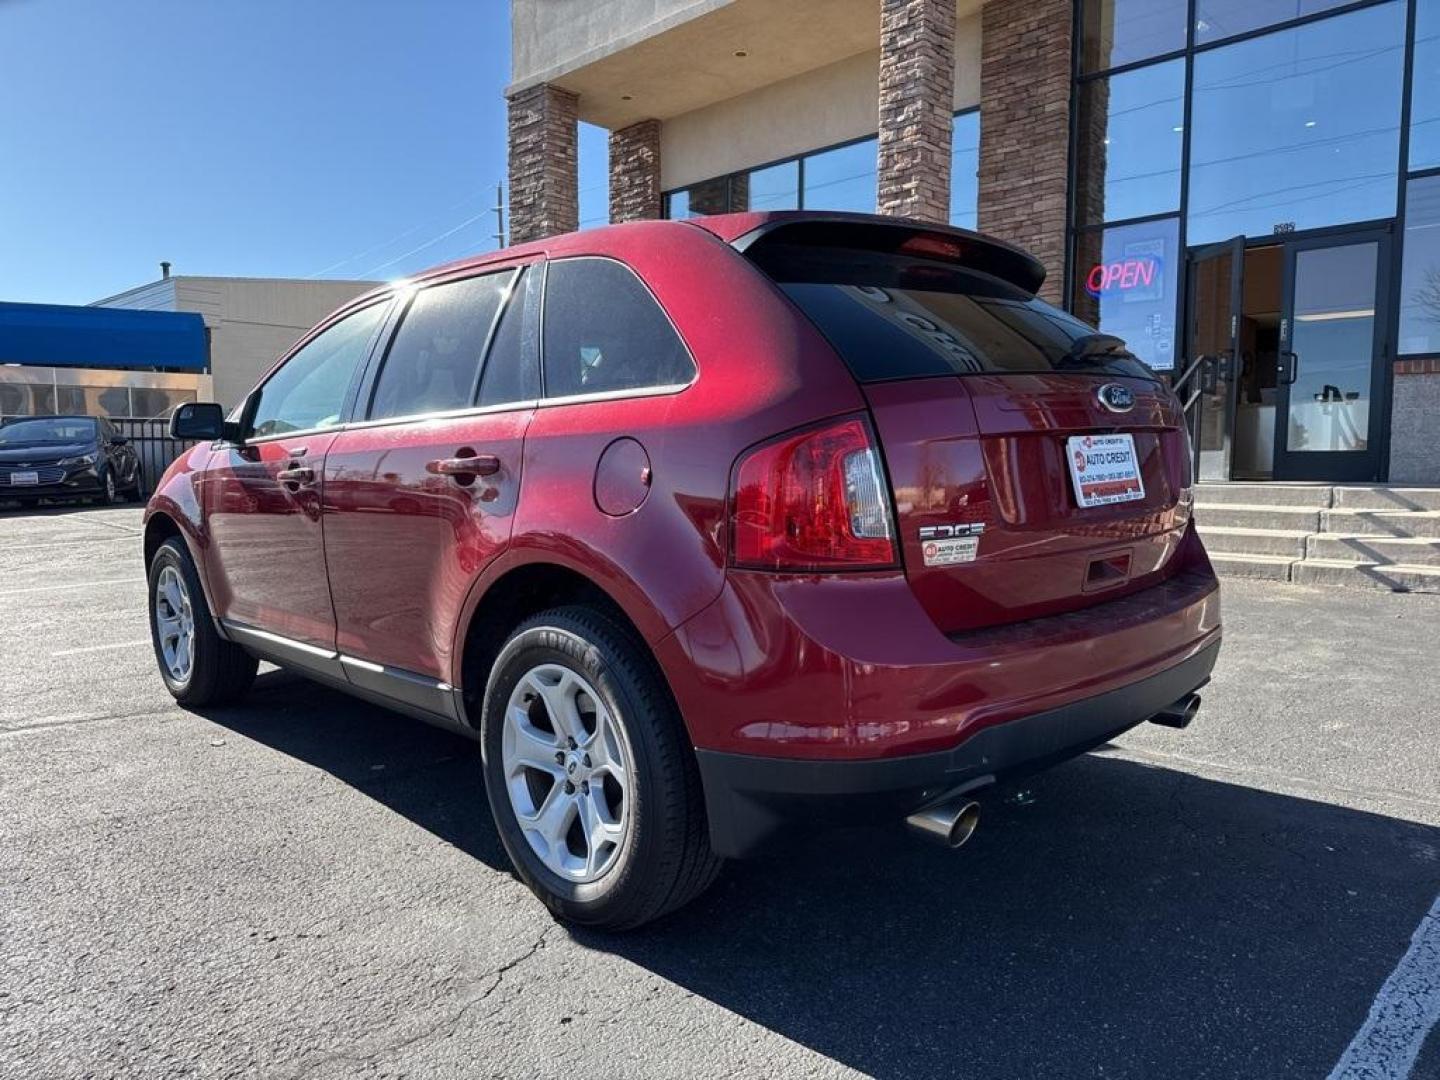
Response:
[146,212,1220,929]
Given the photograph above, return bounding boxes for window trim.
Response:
[360,266,519,424]
[537,255,699,404]
[242,294,394,446]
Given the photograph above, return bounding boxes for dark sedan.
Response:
[0,415,142,507]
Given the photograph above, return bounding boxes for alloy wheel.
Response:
[154,565,195,685]
[501,663,631,882]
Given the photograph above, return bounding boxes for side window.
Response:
[368,272,512,420]
[477,268,539,407]
[541,259,695,398]
[250,302,388,438]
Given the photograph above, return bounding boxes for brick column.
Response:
[876,0,957,223]
[978,0,1073,303]
[506,83,579,244]
[609,119,662,223]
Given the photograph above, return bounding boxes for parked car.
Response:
[0,414,142,506]
[143,212,1221,929]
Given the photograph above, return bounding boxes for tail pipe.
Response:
[906,799,981,849]
[1149,692,1201,729]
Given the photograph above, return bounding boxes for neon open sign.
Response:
[1085,256,1163,296]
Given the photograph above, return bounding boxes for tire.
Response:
[97,468,118,505]
[147,537,257,706]
[481,606,722,930]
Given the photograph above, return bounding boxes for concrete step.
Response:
[1194,504,1323,531]
[1194,482,1333,508]
[1320,509,1440,540]
[1306,533,1440,567]
[1330,486,1440,512]
[1291,559,1440,594]
[1208,552,1294,582]
[1198,526,1309,559]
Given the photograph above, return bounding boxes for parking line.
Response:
[0,578,143,596]
[51,639,151,657]
[1327,892,1440,1080]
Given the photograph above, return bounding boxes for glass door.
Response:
[1273,231,1391,482]
[1185,236,1245,481]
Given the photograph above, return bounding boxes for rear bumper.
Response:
[695,638,1219,857]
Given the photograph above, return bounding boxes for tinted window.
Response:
[542,259,695,397]
[0,417,96,444]
[1081,0,1187,72]
[1071,217,1182,372]
[950,111,981,231]
[250,301,388,438]
[1413,0,1440,170]
[1076,59,1184,225]
[747,161,800,211]
[802,138,877,213]
[765,248,1156,382]
[1187,4,1405,244]
[368,273,510,420]
[1194,0,1354,45]
[1399,175,1440,356]
[478,268,539,406]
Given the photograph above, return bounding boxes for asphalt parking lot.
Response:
[2,504,1439,1079]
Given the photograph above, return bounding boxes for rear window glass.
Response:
[758,245,1156,383]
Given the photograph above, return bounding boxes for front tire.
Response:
[147,538,257,706]
[481,606,721,930]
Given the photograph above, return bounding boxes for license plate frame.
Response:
[1066,434,1145,509]
[9,471,40,486]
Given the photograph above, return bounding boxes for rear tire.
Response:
[147,537,257,706]
[480,606,722,930]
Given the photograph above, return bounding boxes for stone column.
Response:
[977,0,1073,304]
[506,83,579,244]
[876,0,957,223]
[609,119,663,223]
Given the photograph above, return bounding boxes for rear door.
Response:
[204,298,391,652]
[321,265,538,703]
[750,238,1192,635]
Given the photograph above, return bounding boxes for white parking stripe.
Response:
[1328,892,1440,1080]
[0,578,143,596]
[51,639,150,657]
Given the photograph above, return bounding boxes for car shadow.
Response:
[202,670,1440,1079]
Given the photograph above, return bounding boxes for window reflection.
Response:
[951,111,981,230]
[1412,0,1440,170]
[1187,3,1405,244]
[1071,217,1181,371]
[1195,0,1355,46]
[1076,59,1184,225]
[747,161,800,211]
[802,138,877,213]
[1400,176,1440,356]
[1081,0,1187,72]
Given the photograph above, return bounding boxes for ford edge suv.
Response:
[144,212,1220,929]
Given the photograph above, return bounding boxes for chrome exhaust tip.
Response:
[906,799,981,849]
[1149,692,1201,729]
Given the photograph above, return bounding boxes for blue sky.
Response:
[0,0,608,305]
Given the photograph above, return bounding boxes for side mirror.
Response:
[170,402,226,441]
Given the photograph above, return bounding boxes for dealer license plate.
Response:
[1066,434,1145,509]
[9,471,39,486]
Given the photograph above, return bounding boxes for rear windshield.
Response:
[753,244,1157,383]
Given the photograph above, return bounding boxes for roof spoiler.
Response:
[719,212,1047,297]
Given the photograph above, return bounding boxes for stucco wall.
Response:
[659,12,979,190]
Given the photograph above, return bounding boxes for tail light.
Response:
[731,415,897,571]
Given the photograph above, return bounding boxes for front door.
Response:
[1185,237,1245,481]
[1272,231,1391,482]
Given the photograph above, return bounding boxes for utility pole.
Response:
[493,183,506,250]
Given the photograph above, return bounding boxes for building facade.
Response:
[507,0,1440,484]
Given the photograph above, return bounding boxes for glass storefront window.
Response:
[951,110,980,230]
[1195,0,1356,46]
[1071,217,1182,371]
[801,137,877,213]
[1187,3,1406,245]
[1413,0,1440,170]
[1399,175,1440,356]
[1081,0,1187,72]
[1076,59,1185,225]
[747,161,800,211]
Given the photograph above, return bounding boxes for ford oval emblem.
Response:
[1097,384,1135,413]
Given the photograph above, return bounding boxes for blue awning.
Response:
[0,301,208,371]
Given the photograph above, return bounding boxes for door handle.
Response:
[427,453,501,478]
[277,466,315,485]
[1279,351,1300,386]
